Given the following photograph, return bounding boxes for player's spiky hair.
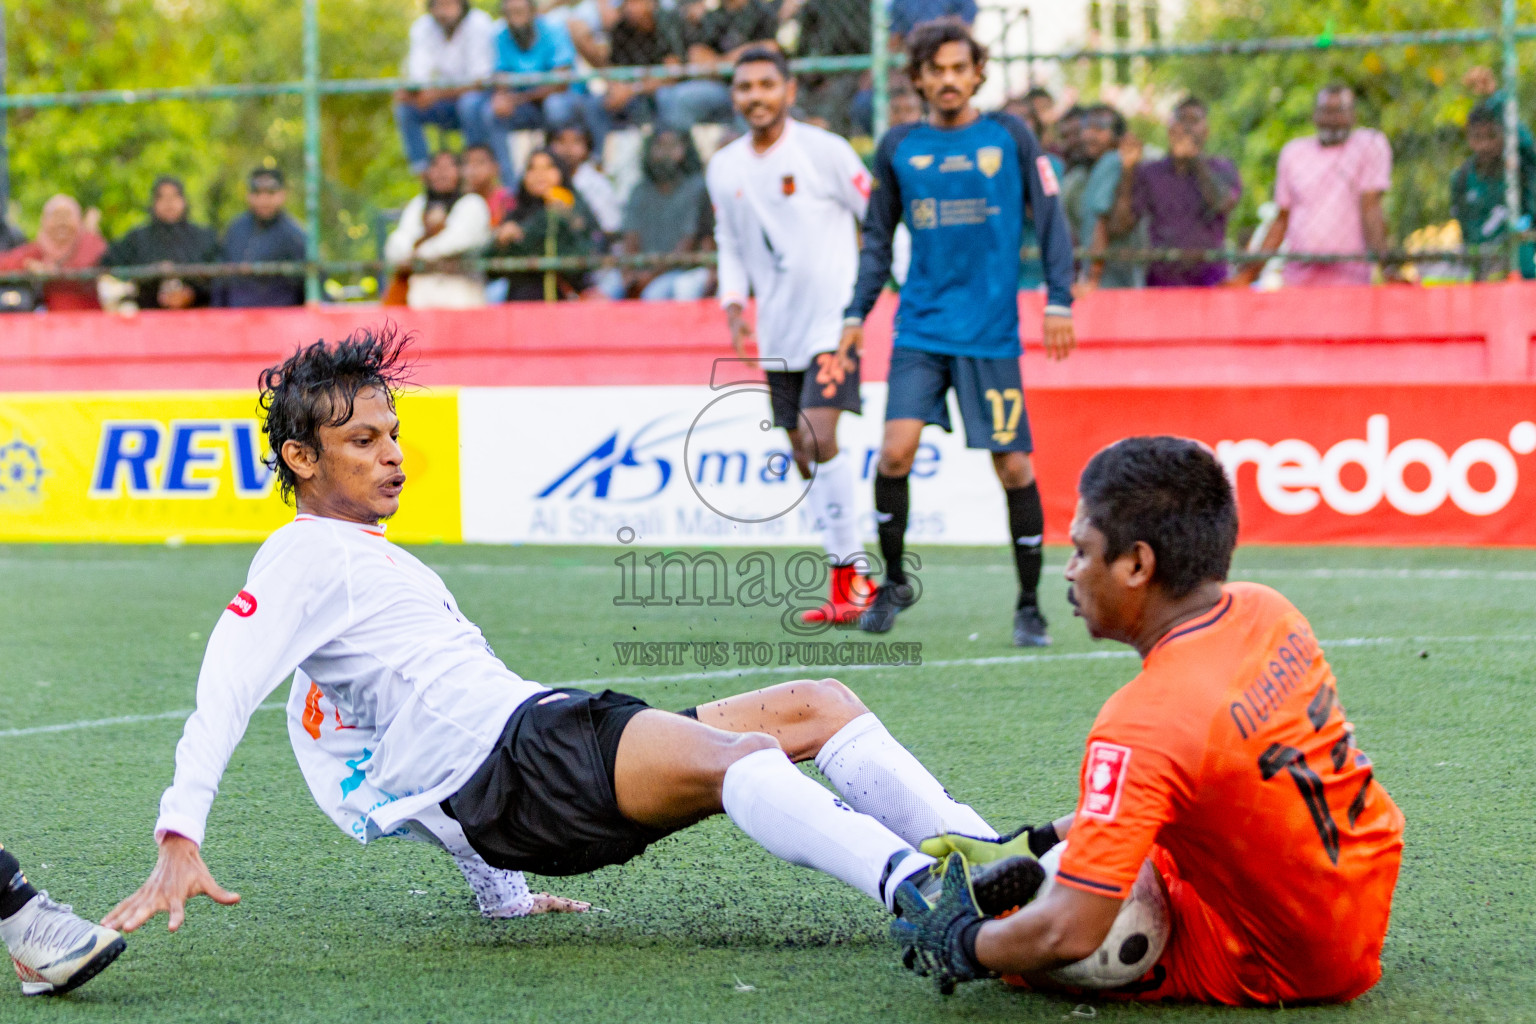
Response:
[1077,436,1238,598]
[258,324,415,505]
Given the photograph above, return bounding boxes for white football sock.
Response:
[807,452,861,565]
[815,713,999,846]
[722,747,933,908]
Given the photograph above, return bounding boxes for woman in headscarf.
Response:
[100,176,220,309]
[487,149,599,302]
[0,195,108,311]
[383,150,492,308]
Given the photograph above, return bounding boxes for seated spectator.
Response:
[674,0,778,126]
[463,143,517,225]
[1074,103,1139,289]
[383,150,493,308]
[1103,96,1241,288]
[488,149,599,300]
[0,216,23,254]
[0,195,107,311]
[1237,84,1396,287]
[394,0,497,176]
[890,2,974,46]
[793,0,871,136]
[541,0,612,69]
[1451,98,1536,280]
[212,168,308,308]
[550,122,623,233]
[595,0,688,138]
[484,0,586,186]
[102,176,220,310]
[615,127,711,299]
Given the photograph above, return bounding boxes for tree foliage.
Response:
[3,0,430,258]
[1154,0,1536,242]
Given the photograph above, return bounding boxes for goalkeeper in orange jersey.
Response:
[895,436,1405,1005]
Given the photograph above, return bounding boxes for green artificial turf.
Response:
[0,543,1532,1023]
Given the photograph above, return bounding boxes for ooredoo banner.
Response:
[0,391,462,543]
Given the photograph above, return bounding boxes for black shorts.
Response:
[765,350,862,430]
[884,347,1034,453]
[443,688,681,877]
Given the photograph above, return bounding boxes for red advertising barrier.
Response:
[3,281,1535,391]
[1029,385,1536,546]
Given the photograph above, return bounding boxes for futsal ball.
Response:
[1037,842,1171,989]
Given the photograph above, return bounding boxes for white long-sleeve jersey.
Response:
[707,120,871,371]
[156,514,546,848]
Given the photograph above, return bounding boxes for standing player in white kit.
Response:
[707,47,875,625]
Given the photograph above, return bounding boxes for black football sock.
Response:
[0,846,38,921]
[1006,483,1045,610]
[874,473,911,586]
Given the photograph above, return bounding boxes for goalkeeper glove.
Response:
[920,821,1061,865]
[889,853,998,995]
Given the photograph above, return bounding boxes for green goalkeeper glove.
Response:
[889,853,997,995]
[920,821,1061,865]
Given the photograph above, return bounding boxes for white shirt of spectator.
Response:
[385,191,493,308]
[708,119,871,371]
[573,161,624,234]
[155,514,547,849]
[404,8,498,84]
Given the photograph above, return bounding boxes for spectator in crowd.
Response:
[675,0,778,126]
[102,176,220,310]
[488,149,598,300]
[1004,85,1054,141]
[1104,96,1241,287]
[394,0,498,176]
[541,0,612,69]
[384,150,493,308]
[1075,103,1139,289]
[613,127,711,299]
[463,143,517,226]
[595,0,689,136]
[212,168,308,308]
[1451,98,1536,279]
[0,216,23,254]
[0,194,107,311]
[1238,84,1395,287]
[888,87,924,127]
[1014,97,1064,293]
[1052,104,1088,208]
[793,0,872,136]
[550,123,623,233]
[484,0,586,186]
[889,0,975,45]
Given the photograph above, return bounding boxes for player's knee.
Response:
[877,449,915,477]
[805,677,868,722]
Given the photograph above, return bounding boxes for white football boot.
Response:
[2,892,125,996]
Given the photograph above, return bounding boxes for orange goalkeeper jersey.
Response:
[1057,582,1404,1005]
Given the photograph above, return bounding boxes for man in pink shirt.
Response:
[1238,85,1395,287]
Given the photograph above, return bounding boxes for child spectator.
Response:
[213,168,308,308]
[1451,98,1536,280]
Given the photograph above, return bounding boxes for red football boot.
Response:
[801,563,876,625]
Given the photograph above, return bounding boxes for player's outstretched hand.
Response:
[528,893,592,914]
[103,834,241,934]
[889,853,996,995]
[1043,313,1076,361]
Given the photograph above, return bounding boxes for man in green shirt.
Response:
[1451,99,1536,280]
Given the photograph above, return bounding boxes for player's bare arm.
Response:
[835,321,863,375]
[973,881,1124,974]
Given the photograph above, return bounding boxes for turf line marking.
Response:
[8,634,1533,739]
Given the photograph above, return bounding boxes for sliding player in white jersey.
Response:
[104,329,1043,938]
[707,47,875,625]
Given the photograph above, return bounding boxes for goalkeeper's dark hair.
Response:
[258,324,415,505]
[1077,436,1237,598]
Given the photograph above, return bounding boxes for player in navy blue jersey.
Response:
[829,18,1077,646]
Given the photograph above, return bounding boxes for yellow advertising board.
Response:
[0,390,461,543]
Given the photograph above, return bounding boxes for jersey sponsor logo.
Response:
[908,154,934,170]
[939,153,975,173]
[227,589,258,617]
[1082,741,1132,820]
[911,198,938,229]
[1036,155,1061,196]
[1216,414,1536,517]
[782,174,796,196]
[977,146,1003,177]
